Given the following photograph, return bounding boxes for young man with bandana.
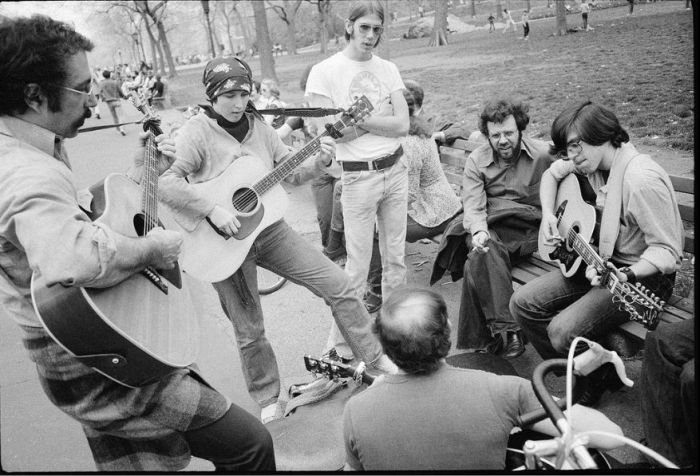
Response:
[159,56,397,425]
[305,1,410,319]
[0,15,274,472]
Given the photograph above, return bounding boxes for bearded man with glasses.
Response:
[430,98,554,359]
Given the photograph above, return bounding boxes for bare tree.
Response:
[428,0,448,47]
[555,0,568,36]
[201,0,216,58]
[252,0,277,81]
[377,0,391,59]
[307,0,332,54]
[125,1,178,77]
[470,0,476,18]
[267,0,303,55]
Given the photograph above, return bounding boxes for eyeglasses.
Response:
[58,84,95,97]
[357,23,384,36]
[488,130,517,142]
[561,139,583,160]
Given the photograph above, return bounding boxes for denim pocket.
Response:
[341,170,366,186]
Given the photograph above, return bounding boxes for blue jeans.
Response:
[509,268,633,360]
[641,319,696,468]
[310,173,338,248]
[340,156,408,299]
[212,219,382,407]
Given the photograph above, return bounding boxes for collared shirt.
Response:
[462,135,554,235]
[548,143,683,273]
[0,116,118,327]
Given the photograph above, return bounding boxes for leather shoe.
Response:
[476,334,504,355]
[574,362,625,407]
[363,290,382,314]
[503,331,527,359]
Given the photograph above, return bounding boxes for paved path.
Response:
[1,106,650,471]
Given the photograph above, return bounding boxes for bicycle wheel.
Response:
[257,267,287,295]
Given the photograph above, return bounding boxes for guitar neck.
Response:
[140,120,163,234]
[254,116,350,196]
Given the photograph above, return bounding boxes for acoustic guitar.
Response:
[537,174,664,329]
[163,96,373,283]
[30,94,199,388]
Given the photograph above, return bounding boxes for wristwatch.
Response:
[619,267,637,283]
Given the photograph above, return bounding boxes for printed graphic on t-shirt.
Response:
[348,71,383,108]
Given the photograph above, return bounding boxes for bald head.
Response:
[374,287,451,374]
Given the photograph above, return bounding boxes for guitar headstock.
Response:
[303,355,374,385]
[337,95,374,128]
[127,91,162,135]
[612,281,665,330]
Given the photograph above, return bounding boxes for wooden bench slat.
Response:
[670,175,695,194]
[679,203,695,223]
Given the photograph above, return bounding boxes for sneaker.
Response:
[261,401,283,424]
[363,289,382,314]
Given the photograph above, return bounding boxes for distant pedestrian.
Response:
[418,4,425,17]
[521,10,530,39]
[502,8,517,33]
[581,1,594,30]
[628,0,634,15]
[99,70,127,135]
[488,13,495,32]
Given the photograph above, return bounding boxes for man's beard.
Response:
[489,132,522,163]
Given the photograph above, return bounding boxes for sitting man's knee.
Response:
[547,325,570,354]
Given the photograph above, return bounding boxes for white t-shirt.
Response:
[305,51,404,162]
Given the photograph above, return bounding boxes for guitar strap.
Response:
[597,152,640,261]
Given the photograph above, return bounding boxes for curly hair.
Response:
[478,98,530,137]
[373,286,451,375]
[0,15,94,115]
[549,100,630,156]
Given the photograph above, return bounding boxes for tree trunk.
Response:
[555,0,568,35]
[377,0,391,59]
[201,0,216,58]
[526,0,531,11]
[252,0,277,81]
[232,5,253,53]
[286,16,298,55]
[317,0,331,55]
[470,0,476,18]
[155,20,177,78]
[428,0,448,47]
[496,0,503,19]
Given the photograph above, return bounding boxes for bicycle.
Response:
[513,336,680,470]
[257,267,287,295]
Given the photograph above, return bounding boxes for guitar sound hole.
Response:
[232,187,258,214]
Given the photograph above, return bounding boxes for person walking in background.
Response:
[581,1,593,31]
[502,8,517,33]
[521,10,530,40]
[627,0,635,15]
[488,13,496,32]
[98,69,126,136]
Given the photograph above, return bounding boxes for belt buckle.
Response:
[367,160,376,171]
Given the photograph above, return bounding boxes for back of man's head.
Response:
[0,15,94,115]
[373,286,451,375]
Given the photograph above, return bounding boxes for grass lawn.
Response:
[167,2,693,153]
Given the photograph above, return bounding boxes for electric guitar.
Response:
[31,94,199,387]
[163,96,373,283]
[538,174,664,329]
[304,355,375,386]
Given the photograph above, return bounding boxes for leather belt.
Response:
[340,145,403,172]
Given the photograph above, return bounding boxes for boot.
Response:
[323,229,346,261]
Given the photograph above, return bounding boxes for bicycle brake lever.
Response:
[573,341,634,387]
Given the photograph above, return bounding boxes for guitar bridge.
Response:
[142,267,168,295]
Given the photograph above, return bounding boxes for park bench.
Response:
[432,137,695,346]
